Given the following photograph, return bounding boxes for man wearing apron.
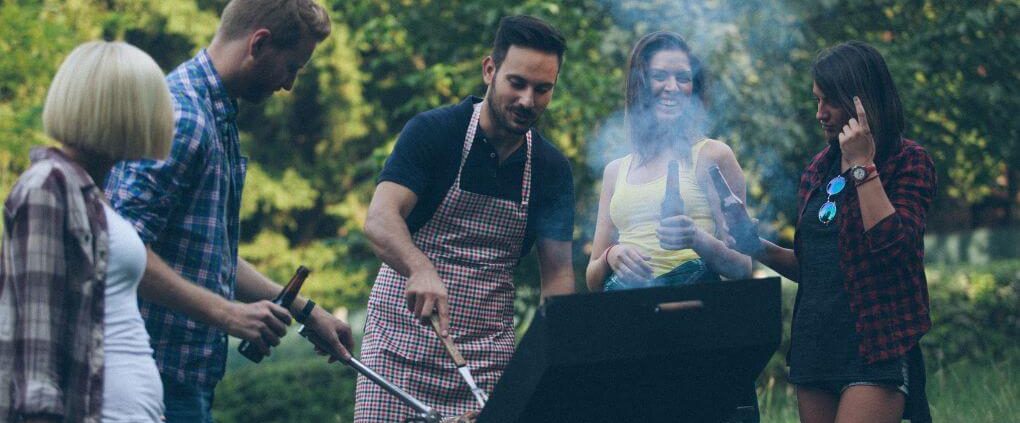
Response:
[355,16,576,422]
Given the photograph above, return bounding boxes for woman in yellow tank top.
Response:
[586,31,752,291]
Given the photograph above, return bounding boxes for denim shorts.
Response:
[604,259,719,291]
[799,358,909,396]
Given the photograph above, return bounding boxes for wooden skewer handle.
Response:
[654,300,704,313]
[429,314,467,367]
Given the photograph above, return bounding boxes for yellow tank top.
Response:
[609,140,716,277]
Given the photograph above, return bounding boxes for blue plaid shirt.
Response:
[106,50,246,387]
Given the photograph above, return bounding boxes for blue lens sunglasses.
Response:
[818,174,846,224]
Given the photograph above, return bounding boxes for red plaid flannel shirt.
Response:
[794,139,936,363]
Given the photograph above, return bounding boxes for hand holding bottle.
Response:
[606,244,654,284]
[238,266,309,363]
[657,214,700,250]
[708,166,763,257]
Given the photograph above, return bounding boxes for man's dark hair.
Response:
[813,41,905,163]
[491,15,566,70]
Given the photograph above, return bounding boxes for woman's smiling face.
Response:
[647,49,694,124]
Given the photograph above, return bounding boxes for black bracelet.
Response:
[296,299,316,324]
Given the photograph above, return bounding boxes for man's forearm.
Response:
[538,239,575,300]
[139,249,294,350]
[138,248,230,328]
[235,258,286,303]
[365,209,435,278]
[541,272,575,300]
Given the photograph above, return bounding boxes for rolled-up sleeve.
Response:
[106,103,207,244]
[6,181,69,418]
[864,146,937,255]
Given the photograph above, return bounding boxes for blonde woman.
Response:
[0,41,171,423]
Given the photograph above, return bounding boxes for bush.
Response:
[922,259,1020,366]
[215,350,357,422]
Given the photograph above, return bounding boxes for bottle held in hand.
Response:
[707,166,760,255]
[238,265,311,363]
[661,160,685,219]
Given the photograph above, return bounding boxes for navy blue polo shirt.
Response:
[378,96,574,257]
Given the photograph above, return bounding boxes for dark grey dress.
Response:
[789,162,931,422]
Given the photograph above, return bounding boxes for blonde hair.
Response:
[217,0,331,46]
[43,41,173,161]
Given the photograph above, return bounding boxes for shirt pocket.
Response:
[69,226,95,265]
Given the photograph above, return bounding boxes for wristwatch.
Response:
[850,163,877,185]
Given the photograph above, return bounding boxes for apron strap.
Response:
[457,101,534,210]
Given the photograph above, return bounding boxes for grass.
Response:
[756,354,1020,422]
[927,356,1019,422]
[758,374,800,422]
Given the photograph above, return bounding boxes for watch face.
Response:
[852,166,867,181]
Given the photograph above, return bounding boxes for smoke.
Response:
[583,0,810,240]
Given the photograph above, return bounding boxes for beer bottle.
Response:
[238,266,311,363]
[707,166,759,254]
[661,160,685,219]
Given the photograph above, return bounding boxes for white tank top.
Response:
[101,204,163,422]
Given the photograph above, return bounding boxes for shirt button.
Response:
[490,153,496,159]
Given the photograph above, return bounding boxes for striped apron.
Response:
[355,102,532,422]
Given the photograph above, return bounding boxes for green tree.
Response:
[794,0,1020,226]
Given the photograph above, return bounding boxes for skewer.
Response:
[298,325,443,423]
[429,315,489,408]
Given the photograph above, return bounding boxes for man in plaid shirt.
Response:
[106,1,353,421]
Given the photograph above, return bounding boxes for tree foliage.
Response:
[1,0,1016,308]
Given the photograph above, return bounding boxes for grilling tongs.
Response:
[429,315,489,408]
[298,326,443,423]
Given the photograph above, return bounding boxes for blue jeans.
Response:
[604,259,719,291]
[162,377,215,423]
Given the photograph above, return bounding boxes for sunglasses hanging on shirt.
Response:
[818,174,846,225]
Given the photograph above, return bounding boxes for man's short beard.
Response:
[486,94,531,136]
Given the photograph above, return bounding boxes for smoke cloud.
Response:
[583,0,810,241]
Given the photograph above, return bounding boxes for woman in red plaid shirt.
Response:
[736,41,935,423]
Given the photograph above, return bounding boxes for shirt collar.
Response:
[30,146,96,189]
[472,131,528,166]
[465,95,530,164]
[193,49,238,123]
